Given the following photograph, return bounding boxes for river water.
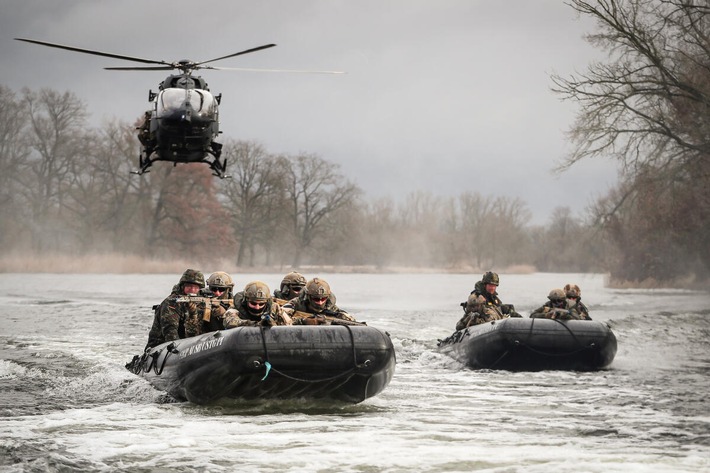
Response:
[0,272,708,472]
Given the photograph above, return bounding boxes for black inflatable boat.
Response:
[126,325,396,404]
[437,317,617,371]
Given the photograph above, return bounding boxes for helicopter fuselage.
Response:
[138,73,226,174]
[151,87,220,159]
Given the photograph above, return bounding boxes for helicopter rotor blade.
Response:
[104,66,176,71]
[14,38,172,67]
[212,66,346,74]
[197,44,277,66]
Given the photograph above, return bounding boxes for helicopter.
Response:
[15,38,343,178]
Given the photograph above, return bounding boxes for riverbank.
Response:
[0,252,535,276]
[2,252,705,290]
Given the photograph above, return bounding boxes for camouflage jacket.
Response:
[145,291,178,351]
[144,291,207,351]
[223,295,292,328]
[281,292,355,324]
[530,301,585,320]
[455,308,504,330]
[567,298,591,320]
[200,288,235,333]
[456,281,504,327]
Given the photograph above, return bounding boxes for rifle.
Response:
[275,296,365,326]
[291,309,366,326]
[173,295,234,322]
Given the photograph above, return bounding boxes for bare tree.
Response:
[342,197,398,267]
[17,88,87,251]
[219,140,286,267]
[58,120,145,252]
[554,0,710,171]
[530,206,602,272]
[282,153,361,267]
[0,86,30,249]
[145,164,235,260]
[457,192,495,269]
[95,120,150,252]
[481,196,531,268]
[552,0,710,283]
[394,191,449,267]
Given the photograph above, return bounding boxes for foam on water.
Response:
[0,272,708,472]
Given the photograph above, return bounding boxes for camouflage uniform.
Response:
[202,271,236,332]
[566,298,591,320]
[273,271,307,301]
[223,298,291,328]
[530,288,584,320]
[455,272,518,330]
[564,283,591,320]
[144,269,207,351]
[201,293,234,332]
[224,281,292,328]
[282,278,356,324]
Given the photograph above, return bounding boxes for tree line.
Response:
[0,85,604,273]
[2,1,708,286]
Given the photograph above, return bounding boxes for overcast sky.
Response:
[2,0,618,224]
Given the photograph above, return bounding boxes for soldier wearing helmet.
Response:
[282,277,356,325]
[273,271,307,302]
[224,281,292,328]
[456,271,519,330]
[563,283,591,320]
[530,288,583,320]
[201,271,236,332]
[145,268,207,351]
[206,271,235,296]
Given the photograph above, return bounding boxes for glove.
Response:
[260,314,275,327]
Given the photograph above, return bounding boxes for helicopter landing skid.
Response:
[131,151,154,176]
[206,143,230,179]
[131,148,231,179]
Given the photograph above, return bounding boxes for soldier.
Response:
[563,283,591,320]
[144,269,207,351]
[455,271,519,330]
[273,271,307,302]
[282,277,356,325]
[224,281,292,328]
[530,288,584,320]
[202,271,236,332]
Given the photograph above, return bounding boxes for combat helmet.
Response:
[564,283,581,299]
[481,271,499,286]
[207,271,234,290]
[179,269,205,288]
[305,278,331,299]
[244,281,271,302]
[548,288,566,301]
[280,271,307,292]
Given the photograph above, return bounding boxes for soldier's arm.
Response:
[223,308,243,328]
[529,305,547,318]
[320,302,356,322]
[160,302,181,340]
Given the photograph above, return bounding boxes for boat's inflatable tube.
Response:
[126,325,396,404]
[437,318,617,371]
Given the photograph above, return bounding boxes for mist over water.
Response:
[0,273,708,472]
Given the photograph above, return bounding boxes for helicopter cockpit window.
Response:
[197,91,216,114]
[172,77,196,88]
[157,89,217,117]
